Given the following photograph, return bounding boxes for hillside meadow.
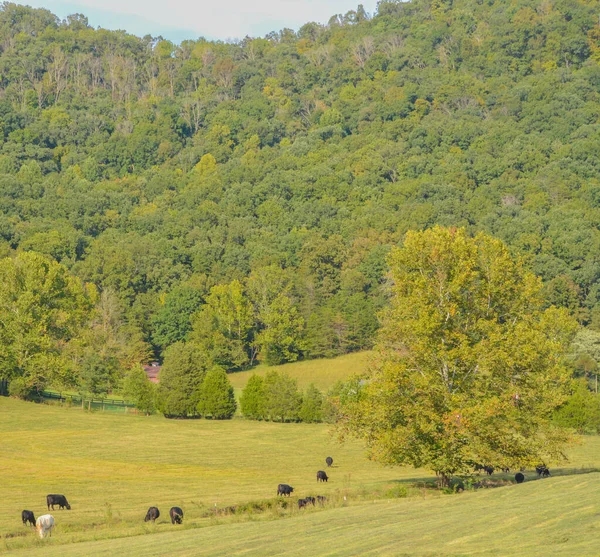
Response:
[1,396,600,554]
[228,351,372,395]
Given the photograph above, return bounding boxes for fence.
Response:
[41,390,137,412]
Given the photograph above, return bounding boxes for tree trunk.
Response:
[438,472,451,488]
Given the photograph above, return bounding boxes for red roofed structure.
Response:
[143,362,161,384]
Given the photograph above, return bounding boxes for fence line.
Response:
[41,390,136,411]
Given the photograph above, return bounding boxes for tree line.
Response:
[0,0,597,372]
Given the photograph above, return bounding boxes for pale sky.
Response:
[18,0,380,42]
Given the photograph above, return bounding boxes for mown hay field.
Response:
[1,396,599,555]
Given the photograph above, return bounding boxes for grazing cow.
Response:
[144,507,160,522]
[297,498,308,509]
[483,466,494,476]
[515,473,525,484]
[317,470,329,482]
[21,510,35,526]
[316,496,327,505]
[35,514,54,538]
[47,494,70,511]
[326,457,333,467]
[277,484,294,497]
[536,465,550,477]
[169,507,184,524]
[304,496,316,506]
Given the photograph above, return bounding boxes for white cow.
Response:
[36,514,54,538]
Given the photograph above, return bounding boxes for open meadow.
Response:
[1,396,600,555]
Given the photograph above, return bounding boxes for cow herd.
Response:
[19,454,546,540]
[19,455,337,539]
[277,456,334,510]
[19,492,186,538]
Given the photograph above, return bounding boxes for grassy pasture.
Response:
[228,351,372,395]
[1,396,599,555]
[11,471,600,556]
[0,395,409,553]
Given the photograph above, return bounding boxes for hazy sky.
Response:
[18,0,380,42]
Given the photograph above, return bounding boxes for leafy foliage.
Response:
[338,227,578,483]
[299,383,325,423]
[0,252,94,395]
[262,370,302,422]
[123,365,157,415]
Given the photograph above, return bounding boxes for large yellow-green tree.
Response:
[0,252,95,396]
[338,227,578,485]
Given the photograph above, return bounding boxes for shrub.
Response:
[240,374,266,419]
[197,367,237,419]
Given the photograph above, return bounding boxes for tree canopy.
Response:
[338,227,578,484]
[0,0,597,364]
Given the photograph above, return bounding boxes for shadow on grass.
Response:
[383,466,600,492]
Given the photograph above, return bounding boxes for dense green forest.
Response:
[1,0,600,397]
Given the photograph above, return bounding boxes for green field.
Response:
[1,396,599,555]
[228,351,372,393]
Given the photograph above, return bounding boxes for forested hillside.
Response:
[1,0,600,385]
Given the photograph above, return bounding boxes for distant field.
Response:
[228,351,372,393]
[1,396,599,555]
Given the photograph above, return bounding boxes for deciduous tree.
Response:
[338,227,577,485]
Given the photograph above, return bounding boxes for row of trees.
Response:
[240,372,329,423]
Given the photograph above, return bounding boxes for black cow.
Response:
[304,496,316,506]
[536,465,550,477]
[317,470,328,482]
[326,457,333,467]
[21,510,35,526]
[169,506,183,524]
[483,466,494,476]
[515,473,525,484]
[47,494,71,510]
[277,484,294,496]
[316,496,327,505]
[297,498,308,509]
[144,507,160,522]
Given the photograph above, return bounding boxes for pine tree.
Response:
[263,370,302,422]
[240,374,266,420]
[299,383,325,422]
[157,342,207,417]
[197,367,237,419]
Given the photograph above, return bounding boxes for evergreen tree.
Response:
[299,383,325,423]
[157,342,207,417]
[240,374,266,420]
[263,370,302,422]
[197,367,237,419]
